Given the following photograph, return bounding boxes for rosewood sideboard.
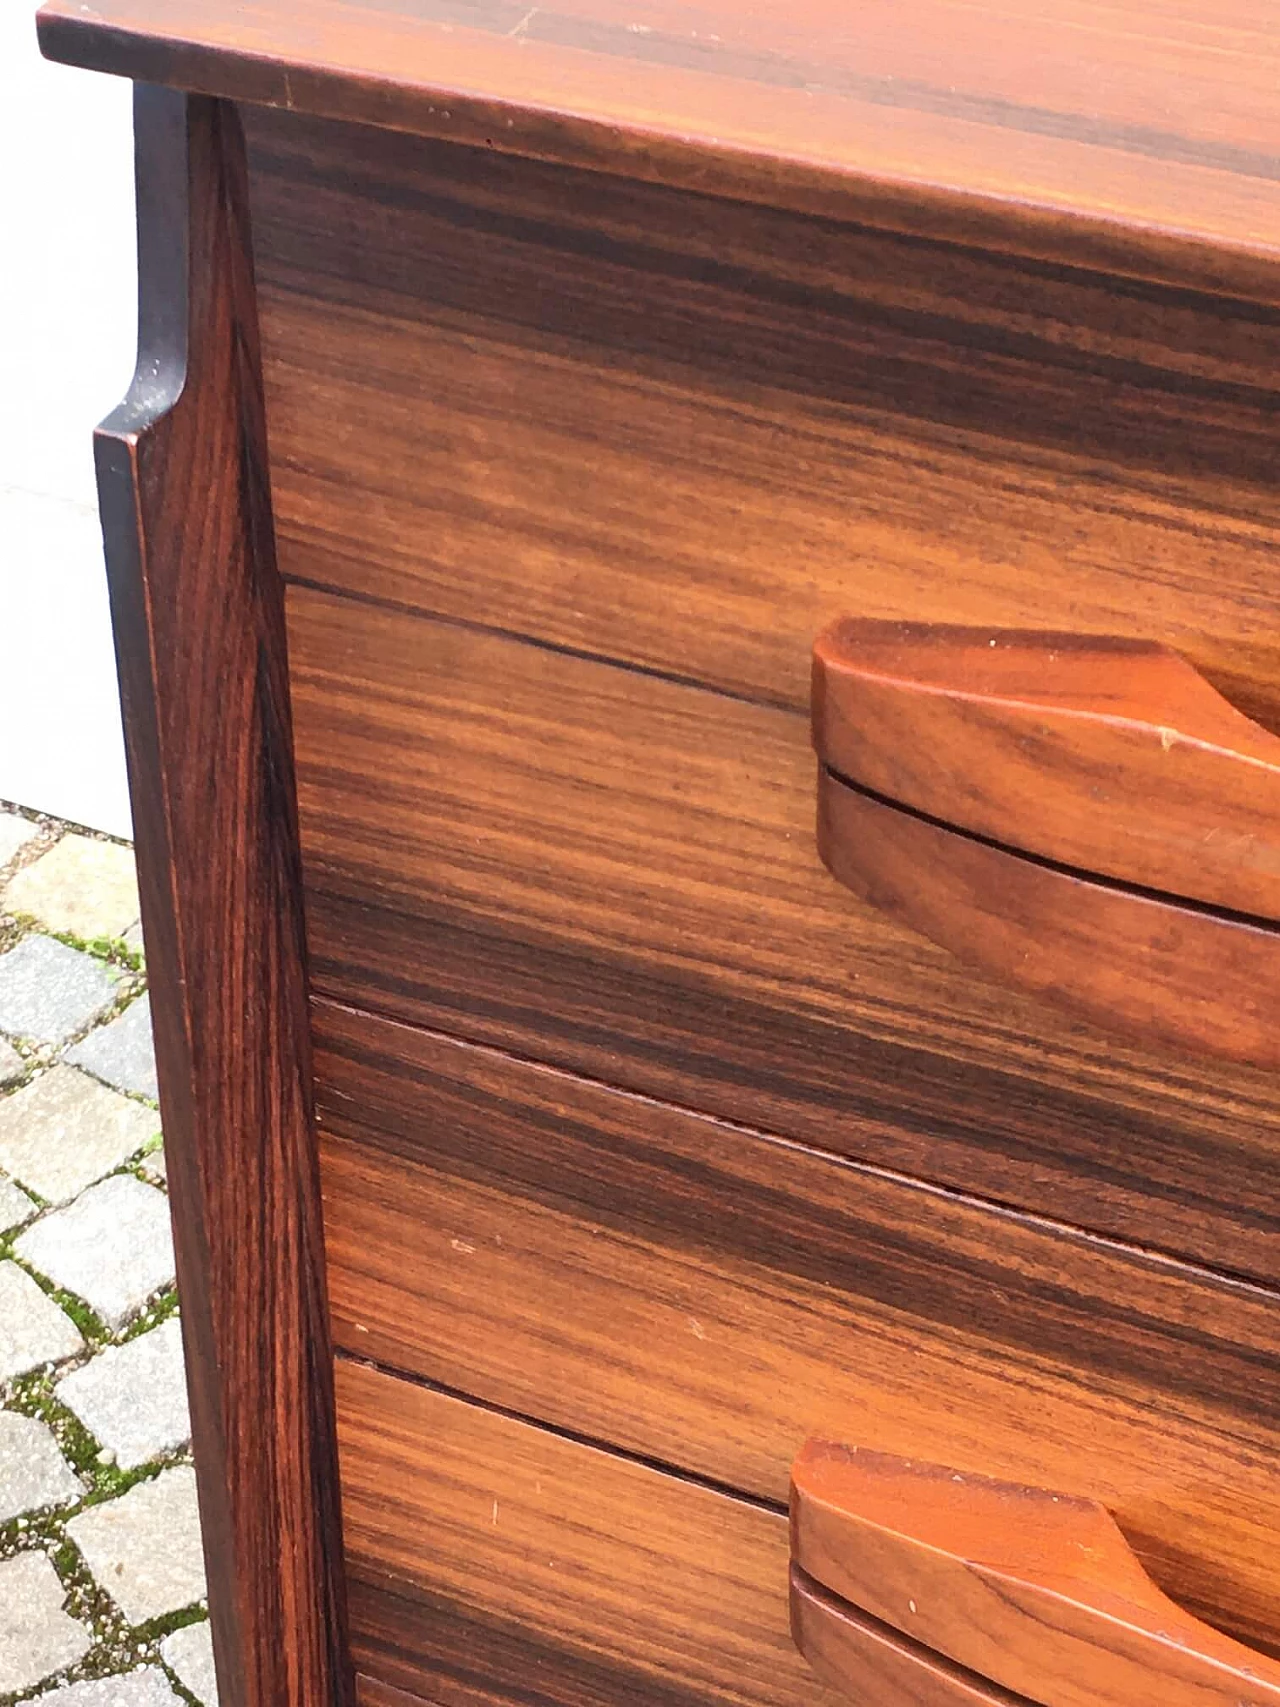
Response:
[36,4,1280,1705]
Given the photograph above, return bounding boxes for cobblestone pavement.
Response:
[0,805,217,1707]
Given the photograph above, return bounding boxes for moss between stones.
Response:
[118,1290,179,1346]
[43,928,144,977]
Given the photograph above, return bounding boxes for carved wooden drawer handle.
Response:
[790,1439,1280,1707]
[812,620,1280,1066]
[790,1568,1017,1706]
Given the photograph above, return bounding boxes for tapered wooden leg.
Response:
[94,84,353,1707]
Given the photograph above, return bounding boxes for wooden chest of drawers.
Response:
[37,4,1280,1704]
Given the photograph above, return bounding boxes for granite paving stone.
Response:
[0,1035,24,1084]
[0,1408,83,1520]
[161,1621,219,1705]
[0,935,120,1046]
[0,1260,85,1381]
[0,1171,36,1232]
[0,1551,92,1694]
[0,1065,158,1204]
[35,1668,185,1707]
[15,1174,175,1331]
[57,1317,190,1470]
[0,810,39,867]
[4,833,142,941]
[65,994,158,1100]
[122,920,145,962]
[66,1465,207,1625]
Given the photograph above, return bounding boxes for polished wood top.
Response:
[36,0,1280,303]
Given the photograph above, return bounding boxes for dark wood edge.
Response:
[94,84,352,1707]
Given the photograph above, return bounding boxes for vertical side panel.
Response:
[93,86,352,1707]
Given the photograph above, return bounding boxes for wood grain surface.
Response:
[35,0,1280,303]
[791,1442,1280,1707]
[357,1681,445,1707]
[312,999,1280,1657]
[92,88,351,1707]
[335,1358,842,1707]
[286,584,1280,1282]
[814,622,1280,919]
[241,106,1280,742]
[818,769,1280,1069]
[790,1571,1027,1707]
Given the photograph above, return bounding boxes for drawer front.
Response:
[286,583,1280,1279]
[244,106,1280,733]
[336,1358,838,1707]
[315,999,1280,1660]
